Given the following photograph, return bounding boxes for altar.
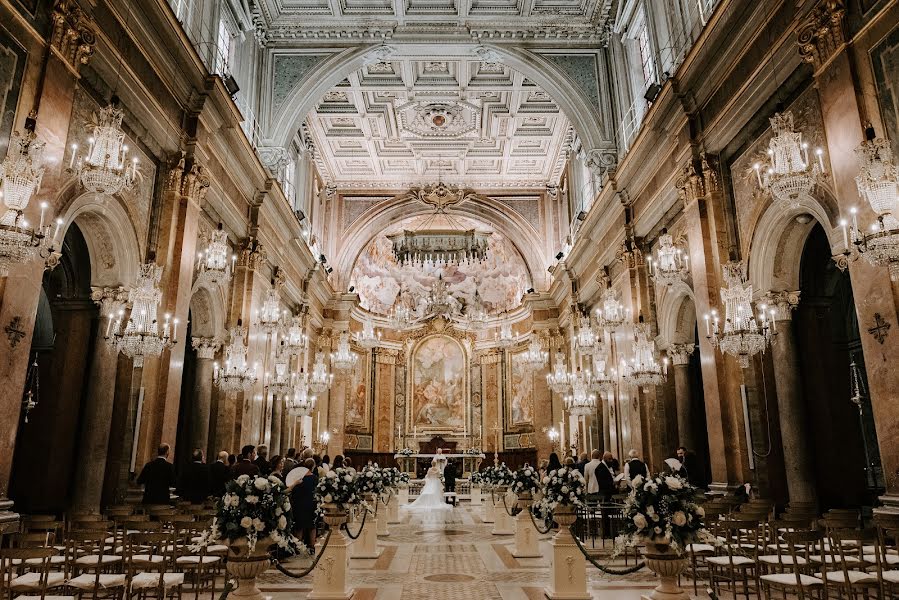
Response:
[393,453,486,478]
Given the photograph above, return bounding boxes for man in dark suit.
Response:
[232,445,260,477]
[443,460,457,505]
[210,451,231,497]
[676,446,704,488]
[178,448,211,503]
[137,443,176,504]
[596,451,616,502]
[254,444,271,475]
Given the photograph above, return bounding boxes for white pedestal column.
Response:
[470,485,482,506]
[512,496,541,558]
[544,510,590,600]
[387,492,400,524]
[309,509,353,600]
[482,489,495,523]
[398,486,409,505]
[350,511,382,559]
[492,488,514,535]
[376,499,390,536]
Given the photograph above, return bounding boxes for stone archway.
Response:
[264,43,614,161]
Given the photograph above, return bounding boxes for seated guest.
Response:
[178,448,211,503]
[232,445,260,477]
[137,443,176,504]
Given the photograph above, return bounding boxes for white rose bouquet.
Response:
[399,448,414,456]
[354,464,387,496]
[485,463,515,488]
[617,472,708,554]
[204,474,300,553]
[316,466,361,508]
[469,471,484,486]
[537,465,586,510]
[511,465,541,495]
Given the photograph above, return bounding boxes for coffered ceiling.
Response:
[304,58,574,190]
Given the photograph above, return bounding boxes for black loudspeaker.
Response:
[644,82,662,103]
[224,74,240,97]
[555,251,564,260]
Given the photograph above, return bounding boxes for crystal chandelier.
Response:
[596,286,630,331]
[649,229,689,287]
[255,281,282,335]
[465,290,488,327]
[356,318,381,349]
[283,314,308,355]
[573,311,598,354]
[286,381,316,417]
[389,182,490,267]
[546,349,572,393]
[753,111,824,209]
[267,349,295,396]
[387,304,414,331]
[589,353,615,394]
[521,335,548,369]
[308,351,333,393]
[849,127,899,280]
[331,332,358,372]
[0,128,55,277]
[705,262,774,368]
[108,261,177,367]
[620,322,668,391]
[196,223,234,287]
[497,319,515,348]
[424,275,457,318]
[75,99,138,195]
[213,321,258,393]
[564,370,597,417]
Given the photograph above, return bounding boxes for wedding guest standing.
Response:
[547,453,563,473]
[583,450,603,501]
[575,452,589,475]
[332,455,345,470]
[233,445,260,477]
[292,458,319,551]
[623,449,647,482]
[596,452,616,502]
[254,445,271,475]
[283,448,298,475]
[321,455,331,472]
[269,455,285,482]
[137,443,176,504]
[210,451,231,497]
[178,448,211,504]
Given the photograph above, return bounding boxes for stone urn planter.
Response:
[225,537,272,600]
[516,491,532,510]
[641,541,689,600]
[309,503,354,600]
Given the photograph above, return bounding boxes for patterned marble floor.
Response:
[256,504,708,600]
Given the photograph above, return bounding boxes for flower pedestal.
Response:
[376,496,390,536]
[544,507,591,600]
[225,537,272,600]
[387,490,400,524]
[512,493,541,558]
[350,499,381,560]
[470,484,482,506]
[640,542,689,600]
[491,486,514,536]
[397,486,409,506]
[482,487,495,523]
[309,504,354,600]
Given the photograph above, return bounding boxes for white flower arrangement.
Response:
[354,464,387,496]
[483,463,515,488]
[316,466,361,508]
[469,471,484,486]
[200,474,300,553]
[617,472,709,555]
[511,465,541,495]
[399,448,414,456]
[538,465,586,510]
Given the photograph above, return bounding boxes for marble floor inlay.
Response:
[255,504,711,600]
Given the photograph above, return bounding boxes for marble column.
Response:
[190,338,220,458]
[270,393,283,456]
[669,344,696,452]
[71,287,129,513]
[601,393,612,452]
[766,292,816,504]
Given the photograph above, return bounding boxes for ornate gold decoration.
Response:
[51,0,96,73]
[797,0,846,72]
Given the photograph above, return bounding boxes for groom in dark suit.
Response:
[443,460,457,505]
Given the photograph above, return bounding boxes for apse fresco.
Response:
[350,215,529,315]
[509,351,534,427]
[410,335,466,432]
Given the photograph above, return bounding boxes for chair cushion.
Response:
[686,543,715,554]
[882,570,899,584]
[130,573,185,589]
[10,572,66,590]
[864,553,899,565]
[759,554,808,565]
[706,555,755,566]
[811,555,862,565]
[23,555,66,566]
[817,570,877,584]
[67,574,127,589]
[206,544,229,554]
[75,554,122,566]
[175,555,221,565]
[15,595,76,600]
[760,573,823,586]
[131,554,165,565]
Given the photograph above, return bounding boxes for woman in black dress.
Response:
[291,458,319,550]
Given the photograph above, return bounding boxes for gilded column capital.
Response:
[51,0,96,74]
[90,286,128,316]
[765,291,801,321]
[797,0,846,72]
[676,154,721,208]
[237,239,267,270]
[166,157,210,204]
[191,337,222,360]
[668,343,695,366]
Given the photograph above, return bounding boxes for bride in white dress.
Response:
[402,459,451,513]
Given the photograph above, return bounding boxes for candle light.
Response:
[851,207,859,237]
[753,163,762,186]
[105,313,114,337]
[39,202,46,230]
[54,218,63,240]
[172,318,179,343]
[69,144,78,169]
[840,219,849,249]
[801,141,809,167]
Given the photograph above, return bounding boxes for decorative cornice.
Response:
[675,154,721,208]
[191,337,222,359]
[764,290,801,321]
[616,237,644,269]
[238,239,267,270]
[51,0,96,74]
[797,0,846,72]
[90,286,129,316]
[166,158,210,204]
[667,343,695,366]
[375,348,399,364]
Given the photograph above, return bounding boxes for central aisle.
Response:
[258,504,673,600]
